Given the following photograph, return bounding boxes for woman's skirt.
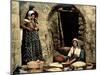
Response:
[21,29,43,65]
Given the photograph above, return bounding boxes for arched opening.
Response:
[48,4,86,50]
[59,9,79,47]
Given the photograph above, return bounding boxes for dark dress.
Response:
[21,21,43,65]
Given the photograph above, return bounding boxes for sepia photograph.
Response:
[11,1,96,74]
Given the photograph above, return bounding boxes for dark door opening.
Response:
[60,11,79,47]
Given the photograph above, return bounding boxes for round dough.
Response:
[47,68,62,72]
[49,62,63,68]
[71,61,86,68]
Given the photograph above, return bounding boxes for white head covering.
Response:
[28,10,35,16]
[72,38,80,47]
[72,38,78,42]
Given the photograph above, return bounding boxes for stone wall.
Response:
[11,0,21,72]
[76,5,96,63]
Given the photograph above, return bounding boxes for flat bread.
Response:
[46,68,62,72]
[48,62,63,68]
[27,61,44,69]
[71,61,86,68]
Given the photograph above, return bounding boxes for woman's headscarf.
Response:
[25,5,38,19]
[28,10,35,16]
[72,38,79,47]
[72,38,78,42]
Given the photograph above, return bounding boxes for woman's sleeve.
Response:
[20,19,29,29]
[68,48,73,57]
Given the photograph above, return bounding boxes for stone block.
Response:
[12,1,19,14]
[12,29,20,41]
[12,14,20,29]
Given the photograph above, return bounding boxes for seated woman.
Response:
[66,38,85,64]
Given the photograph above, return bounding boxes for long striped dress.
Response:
[21,20,43,65]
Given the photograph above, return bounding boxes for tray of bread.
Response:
[44,62,63,72]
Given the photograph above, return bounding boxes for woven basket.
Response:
[27,60,44,72]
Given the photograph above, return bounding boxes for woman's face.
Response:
[31,14,35,19]
[73,41,78,47]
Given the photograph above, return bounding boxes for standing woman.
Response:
[20,6,43,65]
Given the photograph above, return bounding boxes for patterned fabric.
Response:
[21,29,43,65]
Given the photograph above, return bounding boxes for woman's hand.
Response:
[66,58,76,65]
[69,58,76,64]
[26,27,33,31]
[34,27,39,31]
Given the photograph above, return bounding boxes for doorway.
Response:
[60,11,79,47]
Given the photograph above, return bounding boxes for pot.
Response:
[53,55,66,62]
[86,63,93,69]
